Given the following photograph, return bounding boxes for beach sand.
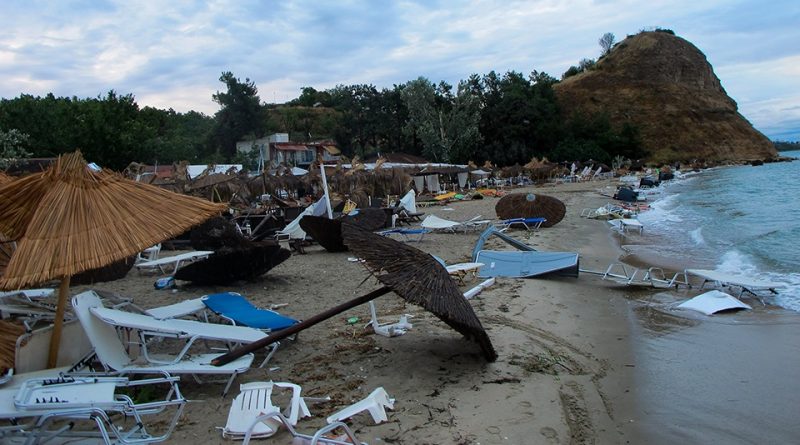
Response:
[66,178,800,444]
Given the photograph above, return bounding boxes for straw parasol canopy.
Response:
[342,224,497,361]
[299,209,389,253]
[0,151,227,367]
[299,216,347,252]
[344,208,388,232]
[0,172,13,185]
[495,192,566,228]
[175,243,291,285]
[209,224,497,367]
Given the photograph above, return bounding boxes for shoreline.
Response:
[58,177,799,444]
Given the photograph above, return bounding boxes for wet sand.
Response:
[61,178,800,444]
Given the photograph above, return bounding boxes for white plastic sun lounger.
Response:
[0,371,185,444]
[134,250,213,274]
[685,269,786,296]
[421,214,491,233]
[608,218,644,235]
[86,298,265,368]
[71,291,255,396]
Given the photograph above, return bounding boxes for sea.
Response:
[628,150,800,311]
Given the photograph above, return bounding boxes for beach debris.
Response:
[221,381,311,440]
[677,290,752,315]
[367,301,412,337]
[326,387,395,425]
[463,278,496,300]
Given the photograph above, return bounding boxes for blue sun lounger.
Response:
[202,292,298,331]
[498,217,546,231]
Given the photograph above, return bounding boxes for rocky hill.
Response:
[554,31,777,164]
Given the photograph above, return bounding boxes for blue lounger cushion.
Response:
[203,292,298,331]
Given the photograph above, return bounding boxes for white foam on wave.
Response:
[770,272,800,312]
[717,250,759,275]
[717,250,800,312]
[689,228,705,245]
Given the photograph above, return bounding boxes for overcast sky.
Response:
[1,0,798,140]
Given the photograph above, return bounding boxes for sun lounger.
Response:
[0,370,185,444]
[377,228,430,242]
[134,250,214,274]
[421,214,491,233]
[608,218,644,235]
[70,291,255,396]
[89,303,266,366]
[684,269,786,296]
[497,217,546,231]
[144,297,208,320]
[202,292,298,331]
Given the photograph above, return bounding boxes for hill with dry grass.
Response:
[554,31,777,164]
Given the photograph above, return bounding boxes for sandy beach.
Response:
[67,178,800,444]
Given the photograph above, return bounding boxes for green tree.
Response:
[470,70,560,165]
[209,72,265,160]
[401,77,480,163]
[0,128,32,169]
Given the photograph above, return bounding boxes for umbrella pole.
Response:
[47,275,71,368]
[212,286,392,366]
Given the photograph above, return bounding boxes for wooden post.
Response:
[47,275,71,368]
[212,286,392,366]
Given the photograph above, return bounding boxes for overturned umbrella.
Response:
[212,224,497,366]
[300,208,389,253]
[175,243,291,285]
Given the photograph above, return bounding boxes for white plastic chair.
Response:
[70,291,255,396]
[221,381,311,439]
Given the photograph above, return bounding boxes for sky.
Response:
[1,0,798,141]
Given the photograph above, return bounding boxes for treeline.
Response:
[773,140,800,152]
[0,69,647,171]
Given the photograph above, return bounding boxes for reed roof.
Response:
[0,151,226,289]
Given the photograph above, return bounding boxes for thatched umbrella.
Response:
[345,208,389,231]
[175,243,291,285]
[300,208,389,253]
[299,216,347,252]
[495,192,566,228]
[210,224,497,366]
[0,172,13,185]
[0,151,226,367]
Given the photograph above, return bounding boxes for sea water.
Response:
[633,150,800,311]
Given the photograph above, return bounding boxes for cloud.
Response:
[0,0,798,137]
